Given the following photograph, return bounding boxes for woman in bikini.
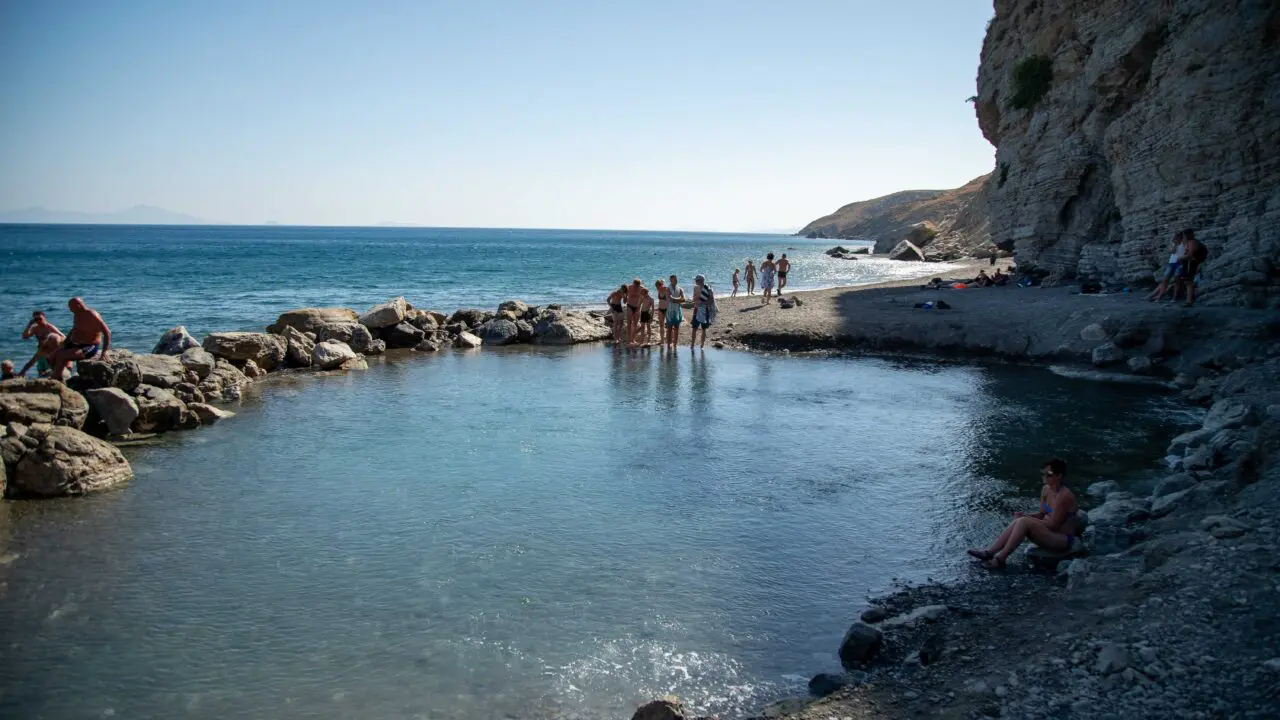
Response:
[19,310,64,377]
[625,279,644,348]
[731,268,740,297]
[607,284,627,346]
[968,458,1080,569]
[639,288,655,346]
[744,260,756,295]
[665,275,686,349]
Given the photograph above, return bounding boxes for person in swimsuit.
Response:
[690,274,716,350]
[19,310,65,377]
[665,275,686,349]
[968,458,1079,569]
[759,253,777,305]
[607,285,627,346]
[731,268,740,298]
[777,254,790,292]
[1148,231,1186,303]
[639,288,655,346]
[1176,228,1205,308]
[50,297,111,380]
[744,260,756,295]
[625,279,645,348]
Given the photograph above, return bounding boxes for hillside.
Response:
[797,174,992,257]
[0,205,207,225]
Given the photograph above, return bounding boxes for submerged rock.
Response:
[203,332,287,371]
[0,379,89,429]
[152,325,201,355]
[9,425,133,497]
[188,402,235,425]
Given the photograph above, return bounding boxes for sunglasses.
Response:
[1042,470,1059,477]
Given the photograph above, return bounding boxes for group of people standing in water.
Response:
[606,273,717,350]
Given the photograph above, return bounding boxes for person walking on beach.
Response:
[731,268,740,297]
[665,275,686,349]
[777,254,791,292]
[690,274,717,350]
[967,458,1080,569]
[19,310,64,377]
[625,279,645,348]
[639,287,655,346]
[607,284,627,346]
[759,253,778,305]
[1177,229,1206,308]
[1148,231,1186,303]
[49,297,111,380]
[744,260,756,295]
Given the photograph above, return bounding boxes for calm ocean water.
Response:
[0,225,1196,719]
[0,224,936,362]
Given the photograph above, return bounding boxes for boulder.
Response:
[809,672,855,698]
[478,318,522,346]
[630,698,686,720]
[152,325,201,355]
[1150,487,1194,518]
[1202,399,1258,433]
[1151,473,1196,499]
[1079,323,1109,342]
[414,338,442,353]
[365,338,387,355]
[1091,343,1125,367]
[240,359,265,379]
[1168,427,1215,455]
[516,320,535,342]
[1088,495,1150,527]
[281,326,316,367]
[378,322,425,349]
[1201,515,1250,539]
[358,297,408,329]
[498,299,530,317]
[84,388,140,436]
[0,379,89,429]
[1126,356,1153,374]
[339,356,369,371]
[449,308,489,327]
[188,403,235,425]
[266,307,359,335]
[180,347,217,379]
[1096,644,1130,675]
[1086,480,1119,499]
[312,340,359,370]
[531,311,613,345]
[132,353,187,388]
[427,310,448,326]
[314,323,376,354]
[77,351,143,393]
[9,425,133,496]
[202,332,287,371]
[405,309,439,331]
[197,359,250,403]
[171,382,204,405]
[455,331,483,349]
[838,622,883,668]
[133,384,196,432]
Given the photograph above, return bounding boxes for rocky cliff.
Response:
[797,174,992,257]
[976,0,1280,306]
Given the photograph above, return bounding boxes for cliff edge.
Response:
[976,0,1280,306]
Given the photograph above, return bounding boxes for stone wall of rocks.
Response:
[976,0,1280,306]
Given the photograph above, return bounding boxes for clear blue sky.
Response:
[0,0,995,230]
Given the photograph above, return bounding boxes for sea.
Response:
[0,225,1196,719]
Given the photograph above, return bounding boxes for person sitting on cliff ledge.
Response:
[967,458,1080,569]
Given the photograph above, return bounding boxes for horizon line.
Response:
[0,221,803,236]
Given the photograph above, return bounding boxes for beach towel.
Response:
[694,283,717,325]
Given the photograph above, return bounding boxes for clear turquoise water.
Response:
[0,224,925,362]
[0,344,1194,719]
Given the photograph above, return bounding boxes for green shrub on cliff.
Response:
[1009,55,1053,110]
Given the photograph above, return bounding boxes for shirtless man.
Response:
[744,260,757,295]
[19,310,64,377]
[777,254,791,292]
[49,297,111,380]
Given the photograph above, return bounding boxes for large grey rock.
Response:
[152,325,201,355]
[180,347,217,379]
[74,351,143,393]
[84,387,139,436]
[133,384,195,433]
[1151,473,1196,499]
[1151,487,1194,518]
[478,318,522,346]
[358,297,408,329]
[1096,644,1130,675]
[266,307,359,335]
[280,326,316,367]
[202,332,287,371]
[1091,343,1125,367]
[0,379,89,429]
[314,322,375,354]
[9,425,133,496]
[449,308,489,327]
[1079,324,1109,342]
[630,698,686,720]
[455,331,482,349]
[1202,399,1258,433]
[531,311,613,345]
[1088,495,1150,527]
[1126,356,1153,374]
[838,622,883,668]
[404,309,439,331]
[975,0,1280,306]
[498,299,530,317]
[312,340,358,370]
[132,353,187,388]
[378,322,425,349]
[188,402,235,425]
[197,359,250,403]
[1087,480,1120,499]
[1168,427,1215,455]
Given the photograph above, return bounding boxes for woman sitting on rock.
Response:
[968,458,1080,569]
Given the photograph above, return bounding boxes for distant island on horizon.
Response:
[0,205,209,225]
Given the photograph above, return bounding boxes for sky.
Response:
[0,0,996,231]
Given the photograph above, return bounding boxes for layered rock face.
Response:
[976,0,1280,306]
